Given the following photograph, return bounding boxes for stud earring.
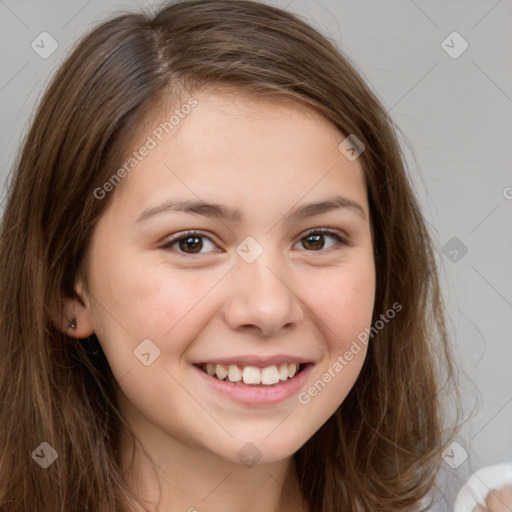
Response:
[67,318,77,329]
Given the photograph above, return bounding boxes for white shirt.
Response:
[453,463,512,512]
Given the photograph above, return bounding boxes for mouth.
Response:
[194,362,309,386]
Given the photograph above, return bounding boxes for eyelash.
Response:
[159,228,348,256]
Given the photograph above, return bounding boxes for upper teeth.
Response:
[203,363,300,385]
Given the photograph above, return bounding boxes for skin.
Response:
[474,486,512,512]
[63,89,376,512]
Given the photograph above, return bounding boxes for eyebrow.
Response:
[134,194,366,224]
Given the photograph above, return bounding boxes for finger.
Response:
[472,504,488,512]
[485,485,512,512]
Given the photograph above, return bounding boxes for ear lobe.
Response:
[54,279,95,339]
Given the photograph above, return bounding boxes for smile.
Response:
[197,362,305,386]
[192,353,314,404]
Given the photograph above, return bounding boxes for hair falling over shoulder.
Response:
[0,1,463,510]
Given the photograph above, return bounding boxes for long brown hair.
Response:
[0,1,462,510]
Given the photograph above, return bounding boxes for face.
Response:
[70,90,375,466]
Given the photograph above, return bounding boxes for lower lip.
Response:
[193,364,313,405]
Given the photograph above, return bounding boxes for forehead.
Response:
[128,85,344,158]
[107,88,368,219]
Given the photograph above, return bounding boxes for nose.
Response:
[222,250,304,338]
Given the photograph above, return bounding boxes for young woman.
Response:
[0,1,470,510]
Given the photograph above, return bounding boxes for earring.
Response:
[67,318,77,329]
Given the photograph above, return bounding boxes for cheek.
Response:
[307,260,376,348]
[90,240,214,331]
[296,264,375,430]
[106,259,227,363]
[127,267,218,327]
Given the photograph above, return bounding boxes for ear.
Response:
[54,278,95,339]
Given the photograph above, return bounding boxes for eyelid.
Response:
[158,230,218,253]
[299,227,349,244]
[159,227,350,255]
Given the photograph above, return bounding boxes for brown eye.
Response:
[160,228,346,256]
[297,229,346,251]
[178,235,203,253]
[160,231,217,255]
[302,234,325,250]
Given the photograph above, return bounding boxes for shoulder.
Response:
[423,460,472,512]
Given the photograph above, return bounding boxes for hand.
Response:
[472,485,512,512]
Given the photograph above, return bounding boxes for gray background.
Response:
[1,0,511,502]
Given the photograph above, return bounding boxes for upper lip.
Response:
[193,354,313,367]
